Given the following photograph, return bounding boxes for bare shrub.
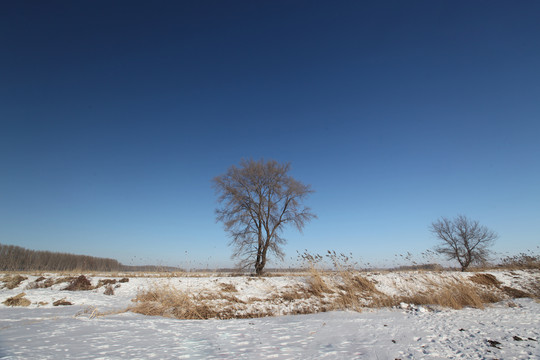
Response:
[3,293,31,307]
[130,284,216,319]
[469,273,502,288]
[2,275,27,289]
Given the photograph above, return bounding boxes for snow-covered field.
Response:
[1,270,539,359]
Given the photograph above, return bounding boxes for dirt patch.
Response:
[3,293,31,307]
[64,275,93,291]
[2,275,27,289]
[469,273,502,288]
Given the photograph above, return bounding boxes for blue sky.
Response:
[1,1,539,269]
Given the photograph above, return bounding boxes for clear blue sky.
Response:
[1,1,539,269]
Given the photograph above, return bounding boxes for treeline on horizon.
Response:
[0,243,182,272]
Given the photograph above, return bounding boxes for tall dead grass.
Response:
[130,284,217,319]
[397,281,502,309]
[469,273,502,288]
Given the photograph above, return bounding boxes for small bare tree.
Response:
[214,159,316,275]
[430,215,498,271]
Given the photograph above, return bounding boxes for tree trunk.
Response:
[255,261,264,275]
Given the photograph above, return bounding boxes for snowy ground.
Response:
[1,270,539,359]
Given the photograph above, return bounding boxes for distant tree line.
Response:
[0,243,123,271]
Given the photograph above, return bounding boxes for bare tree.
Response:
[214,159,316,275]
[430,215,498,271]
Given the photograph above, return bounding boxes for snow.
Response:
[1,270,539,359]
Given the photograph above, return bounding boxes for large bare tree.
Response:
[214,159,316,275]
[430,215,498,271]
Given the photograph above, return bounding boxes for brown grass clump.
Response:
[64,275,93,291]
[398,281,502,310]
[343,275,380,294]
[130,284,217,319]
[469,273,502,288]
[119,277,129,283]
[219,283,238,292]
[3,293,31,307]
[2,275,27,289]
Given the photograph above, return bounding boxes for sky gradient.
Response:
[1,1,539,269]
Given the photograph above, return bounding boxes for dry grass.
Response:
[397,281,502,310]
[333,273,390,310]
[469,273,502,288]
[64,275,93,291]
[218,283,238,292]
[1,275,27,289]
[130,284,217,319]
[3,293,31,307]
[305,268,333,296]
[304,267,512,312]
[269,284,311,302]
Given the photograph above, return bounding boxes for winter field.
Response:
[1,270,539,359]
